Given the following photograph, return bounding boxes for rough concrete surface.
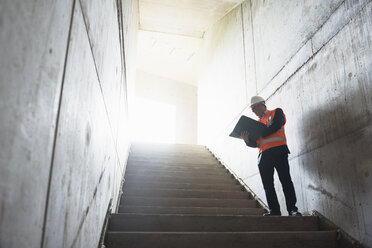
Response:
[42,3,118,247]
[198,0,372,246]
[269,4,372,242]
[0,0,73,247]
[251,0,343,92]
[0,0,137,247]
[198,6,247,144]
[123,0,139,113]
[79,0,125,158]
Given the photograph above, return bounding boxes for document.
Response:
[229,115,267,141]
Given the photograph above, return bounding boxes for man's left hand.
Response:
[240,131,249,142]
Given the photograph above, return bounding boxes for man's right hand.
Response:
[240,131,249,142]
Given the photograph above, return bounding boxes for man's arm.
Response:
[261,108,285,138]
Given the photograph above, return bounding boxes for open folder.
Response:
[229,115,267,141]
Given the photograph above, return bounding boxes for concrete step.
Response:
[125,168,230,177]
[130,144,210,152]
[128,154,216,160]
[125,171,233,180]
[129,154,215,161]
[118,206,265,215]
[122,188,251,199]
[130,149,211,154]
[125,172,234,181]
[121,196,257,208]
[123,182,243,191]
[129,153,215,159]
[127,158,219,166]
[124,175,237,185]
[105,231,337,248]
[126,163,225,171]
[109,214,319,232]
[130,143,208,152]
[127,160,222,168]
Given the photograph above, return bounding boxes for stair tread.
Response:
[107,230,333,234]
[121,196,256,201]
[118,206,264,215]
[121,196,257,208]
[123,188,247,193]
[126,168,223,172]
[119,206,261,210]
[106,231,337,248]
[125,172,231,177]
[126,167,225,172]
[127,160,221,165]
[109,214,319,232]
[122,188,251,199]
[123,182,242,190]
[124,177,237,185]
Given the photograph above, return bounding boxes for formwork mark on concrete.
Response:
[248,0,258,95]
[115,146,132,213]
[116,0,130,121]
[240,5,248,104]
[261,0,345,95]
[259,0,347,98]
[209,0,350,142]
[289,123,372,162]
[98,199,113,248]
[70,167,108,247]
[40,1,77,247]
[241,172,260,181]
[78,0,122,168]
[264,0,371,103]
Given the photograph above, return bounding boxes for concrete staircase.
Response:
[105,144,338,248]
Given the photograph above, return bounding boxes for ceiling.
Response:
[137,30,202,85]
[139,0,243,38]
[136,0,244,86]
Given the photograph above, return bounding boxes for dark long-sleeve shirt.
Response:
[245,108,288,153]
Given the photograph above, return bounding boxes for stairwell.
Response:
[104,144,339,248]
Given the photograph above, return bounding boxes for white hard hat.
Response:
[250,96,265,106]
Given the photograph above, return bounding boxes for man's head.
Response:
[250,96,266,118]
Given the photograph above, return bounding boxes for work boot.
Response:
[289,210,302,216]
[263,211,281,216]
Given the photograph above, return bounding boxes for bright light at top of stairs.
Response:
[130,97,176,144]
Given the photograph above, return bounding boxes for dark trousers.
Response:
[258,145,297,214]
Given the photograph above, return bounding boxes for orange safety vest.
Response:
[256,109,287,153]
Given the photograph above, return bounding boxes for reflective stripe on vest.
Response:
[268,112,273,126]
[258,137,287,148]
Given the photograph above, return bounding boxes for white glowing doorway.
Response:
[130,97,176,143]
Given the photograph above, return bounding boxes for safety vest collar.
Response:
[259,109,274,127]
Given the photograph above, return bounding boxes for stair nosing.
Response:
[106,230,336,234]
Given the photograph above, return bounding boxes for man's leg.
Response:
[259,153,281,214]
[274,152,298,214]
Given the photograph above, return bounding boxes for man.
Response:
[241,96,301,216]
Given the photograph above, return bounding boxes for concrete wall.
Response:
[0,0,138,247]
[198,0,372,246]
[123,0,139,113]
[135,70,198,144]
